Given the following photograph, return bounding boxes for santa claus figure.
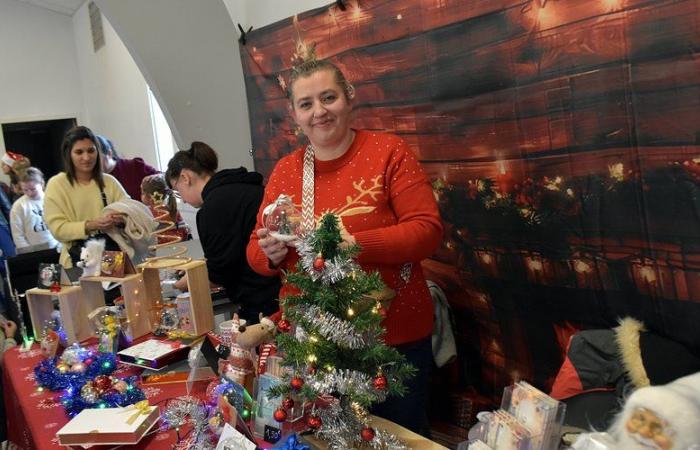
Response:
[575,372,700,450]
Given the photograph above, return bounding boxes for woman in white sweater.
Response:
[10,167,59,250]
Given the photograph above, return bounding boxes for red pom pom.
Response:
[307,415,322,430]
[282,397,295,410]
[290,376,304,390]
[93,375,112,392]
[83,358,94,366]
[361,426,376,441]
[313,256,325,271]
[273,408,288,422]
[277,319,291,333]
[373,374,387,390]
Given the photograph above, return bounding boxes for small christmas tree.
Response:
[269,213,415,449]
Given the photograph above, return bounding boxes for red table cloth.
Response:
[3,344,220,450]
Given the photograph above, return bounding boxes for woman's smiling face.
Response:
[290,69,353,151]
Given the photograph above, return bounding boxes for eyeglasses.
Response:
[170,175,183,198]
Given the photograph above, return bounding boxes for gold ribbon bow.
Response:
[167,329,198,340]
[125,400,152,425]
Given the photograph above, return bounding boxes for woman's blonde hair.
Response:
[288,58,354,104]
[18,167,45,185]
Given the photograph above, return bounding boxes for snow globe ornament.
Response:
[262,194,302,242]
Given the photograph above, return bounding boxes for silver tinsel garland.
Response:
[315,402,408,450]
[295,236,360,284]
[307,368,387,403]
[296,304,366,349]
[160,396,215,450]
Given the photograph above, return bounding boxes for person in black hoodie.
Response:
[165,142,280,324]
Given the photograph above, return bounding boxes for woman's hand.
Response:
[110,213,127,228]
[257,228,288,267]
[174,274,189,292]
[85,215,116,233]
[2,320,17,339]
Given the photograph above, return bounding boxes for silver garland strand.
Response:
[297,304,365,349]
[160,396,214,449]
[315,402,409,450]
[307,368,387,403]
[295,237,360,284]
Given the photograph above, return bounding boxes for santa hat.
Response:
[1,150,24,168]
[621,372,700,444]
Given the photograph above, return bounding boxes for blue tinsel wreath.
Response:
[34,352,118,391]
[59,375,146,417]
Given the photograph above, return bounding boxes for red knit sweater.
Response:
[246,130,443,346]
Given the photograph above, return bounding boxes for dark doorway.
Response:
[2,118,76,180]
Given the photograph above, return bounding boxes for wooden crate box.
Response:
[26,286,103,344]
[80,273,151,341]
[140,259,214,336]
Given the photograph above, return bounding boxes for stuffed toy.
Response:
[76,239,105,277]
[574,371,700,449]
[235,313,276,350]
[233,313,277,375]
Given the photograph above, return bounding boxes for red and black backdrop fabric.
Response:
[240,0,700,401]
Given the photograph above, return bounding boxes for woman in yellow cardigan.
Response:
[44,126,128,268]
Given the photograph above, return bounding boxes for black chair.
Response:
[3,249,59,339]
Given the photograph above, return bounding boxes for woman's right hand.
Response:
[257,228,288,267]
[85,215,116,232]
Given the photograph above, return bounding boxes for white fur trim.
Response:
[615,317,650,388]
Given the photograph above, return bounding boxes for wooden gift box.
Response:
[140,259,214,335]
[57,405,159,446]
[26,285,103,344]
[81,257,153,340]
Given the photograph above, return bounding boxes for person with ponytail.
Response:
[140,174,191,244]
[165,142,280,324]
[246,57,443,436]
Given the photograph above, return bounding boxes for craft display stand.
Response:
[81,260,152,341]
[140,259,214,335]
[26,285,103,344]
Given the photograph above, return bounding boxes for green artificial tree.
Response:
[269,213,415,449]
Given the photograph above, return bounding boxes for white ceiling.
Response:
[12,0,85,16]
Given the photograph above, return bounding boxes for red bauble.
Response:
[277,319,291,333]
[282,397,295,410]
[313,256,325,271]
[361,426,376,441]
[290,376,304,390]
[307,415,322,430]
[83,358,94,366]
[273,408,288,422]
[373,374,387,390]
[378,306,388,319]
[93,375,112,392]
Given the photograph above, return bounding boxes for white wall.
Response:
[72,2,158,168]
[96,0,254,171]
[230,0,330,29]
[0,0,84,152]
[94,0,332,172]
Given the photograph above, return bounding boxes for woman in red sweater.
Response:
[246,59,443,435]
